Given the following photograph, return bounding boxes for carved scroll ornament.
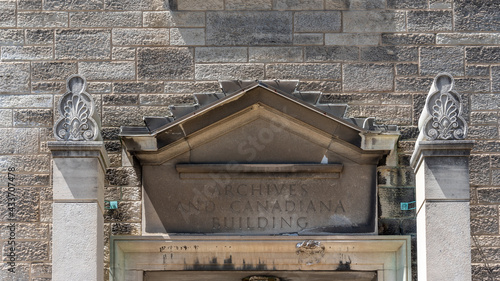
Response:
[418,73,467,141]
[54,75,99,141]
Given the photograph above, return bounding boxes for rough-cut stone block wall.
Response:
[0,0,499,280]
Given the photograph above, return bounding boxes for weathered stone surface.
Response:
[471,205,498,217]
[0,173,50,187]
[104,201,141,222]
[0,155,49,173]
[490,66,500,92]
[113,81,164,94]
[0,223,48,239]
[113,28,169,46]
[0,62,30,93]
[103,94,138,106]
[25,29,54,45]
[226,0,272,10]
[111,222,141,235]
[360,46,418,62]
[206,11,292,45]
[0,110,12,127]
[294,11,341,32]
[396,63,418,76]
[31,263,52,277]
[104,0,166,10]
[170,28,205,45]
[31,62,77,81]
[102,106,171,126]
[140,94,195,105]
[294,33,323,45]
[88,82,112,94]
[297,81,341,92]
[378,187,415,218]
[32,81,64,94]
[143,11,205,27]
[177,0,224,10]
[420,47,464,76]
[408,11,452,32]
[305,46,359,62]
[0,128,38,154]
[14,109,53,127]
[195,64,264,80]
[164,81,219,94]
[44,0,103,10]
[337,0,385,10]
[322,93,412,105]
[266,63,341,80]
[195,47,247,63]
[466,47,500,64]
[471,112,497,125]
[17,0,42,9]
[454,78,490,93]
[471,94,500,110]
[105,140,122,153]
[79,61,135,80]
[1,46,53,60]
[249,47,302,62]
[471,217,499,234]
[0,8,15,28]
[343,64,394,92]
[326,33,379,46]
[378,168,415,187]
[437,33,500,45]
[455,0,500,31]
[273,0,323,10]
[430,0,452,8]
[55,29,111,60]
[347,105,411,125]
[381,33,435,45]
[70,11,142,27]
[0,29,23,45]
[477,187,500,204]
[112,47,136,60]
[467,65,490,77]
[138,47,194,80]
[395,77,432,93]
[0,187,40,221]
[344,11,406,33]
[468,126,498,139]
[387,0,426,9]
[17,11,68,27]
[0,264,30,280]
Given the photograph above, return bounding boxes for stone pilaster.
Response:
[49,141,109,281]
[411,141,473,280]
[411,73,473,280]
[49,75,109,281]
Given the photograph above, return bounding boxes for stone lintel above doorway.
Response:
[111,235,411,281]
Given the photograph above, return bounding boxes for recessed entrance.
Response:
[144,271,377,281]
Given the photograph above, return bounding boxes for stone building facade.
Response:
[0,0,499,280]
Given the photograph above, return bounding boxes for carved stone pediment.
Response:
[120,82,399,235]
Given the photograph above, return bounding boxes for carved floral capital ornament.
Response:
[54,75,100,141]
[419,73,467,141]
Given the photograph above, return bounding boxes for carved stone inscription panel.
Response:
[143,163,377,234]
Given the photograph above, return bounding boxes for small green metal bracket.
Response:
[400,201,416,211]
